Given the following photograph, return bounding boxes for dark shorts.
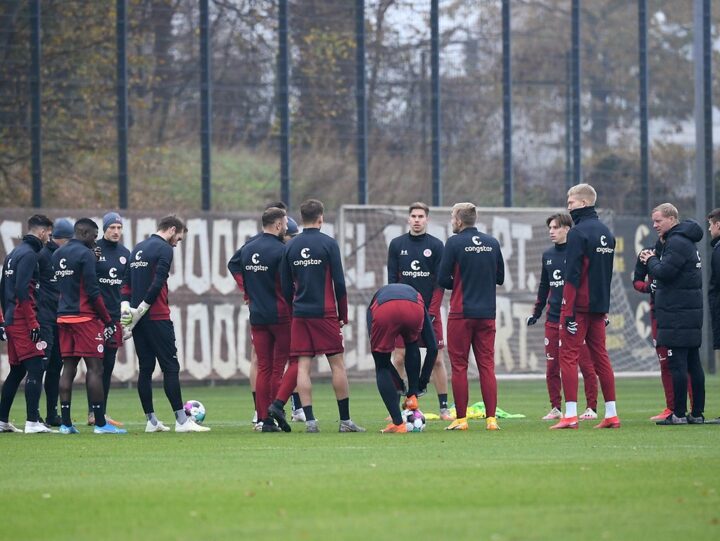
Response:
[290,317,344,357]
[132,318,180,374]
[372,299,425,353]
[394,308,444,350]
[5,322,45,365]
[58,319,105,359]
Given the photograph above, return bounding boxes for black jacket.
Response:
[647,220,704,348]
[709,236,720,349]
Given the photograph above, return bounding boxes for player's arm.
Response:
[329,241,348,324]
[418,309,438,390]
[437,241,455,290]
[561,229,584,320]
[529,260,550,324]
[386,239,399,284]
[14,252,40,332]
[83,250,112,324]
[632,254,652,293]
[646,238,685,282]
[227,247,245,291]
[495,240,505,286]
[280,247,294,308]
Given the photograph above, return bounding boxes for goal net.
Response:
[339,205,657,376]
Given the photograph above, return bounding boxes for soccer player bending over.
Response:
[367,283,437,433]
[53,218,126,434]
[527,213,598,421]
[281,199,365,433]
[121,216,209,433]
[553,183,619,429]
[0,214,54,433]
[437,203,504,431]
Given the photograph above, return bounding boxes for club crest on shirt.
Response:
[423,249,432,257]
[119,256,127,265]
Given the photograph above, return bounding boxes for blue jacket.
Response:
[0,234,43,326]
[37,239,60,327]
[647,220,704,348]
[239,233,290,325]
[387,232,444,308]
[122,234,173,321]
[532,243,567,323]
[95,238,131,321]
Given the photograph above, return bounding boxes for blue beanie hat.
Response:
[52,218,74,239]
[103,212,123,232]
[286,217,299,237]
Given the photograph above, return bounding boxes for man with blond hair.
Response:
[437,203,504,431]
[552,183,620,429]
[640,203,705,424]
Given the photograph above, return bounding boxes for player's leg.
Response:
[686,347,705,421]
[251,325,278,432]
[584,314,619,427]
[392,346,407,380]
[0,363,27,432]
[543,322,562,419]
[374,351,406,432]
[471,319,499,430]
[430,349,449,415]
[22,356,49,432]
[101,344,122,425]
[650,315,674,419]
[445,318,471,430]
[404,341,421,399]
[661,347,690,422]
[132,320,164,431]
[59,358,80,433]
[554,313,586,428]
[43,327,63,425]
[267,324,292,432]
[327,352,365,432]
[296,356,315,430]
[249,344,258,425]
[578,341,598,420]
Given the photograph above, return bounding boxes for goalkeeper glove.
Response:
[526,315,538,326]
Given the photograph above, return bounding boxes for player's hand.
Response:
[564,316,578,335]
[30,326,41,343]
[526,316,538,326]
[93,245,102,260]
[0,324,6,342]
[103,323,117,342]
[604,317,610,327]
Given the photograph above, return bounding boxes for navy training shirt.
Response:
[37,239,60,327]
[532,242,567,323]
[95,238,131,321]
[52,239,111,323]
[281,227,348,321]
[0,234,43,326]
[122,234,173,321]
[387,232,444,309]
[437,227,504,319]
[239,232,291,325]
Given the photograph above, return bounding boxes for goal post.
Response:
[339,204,658,376]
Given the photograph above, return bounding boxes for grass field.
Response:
[2,376,719,541]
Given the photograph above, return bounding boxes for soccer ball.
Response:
[184,400,206,424]
[403,409,426,432]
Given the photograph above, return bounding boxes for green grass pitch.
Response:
[1,376,719,541]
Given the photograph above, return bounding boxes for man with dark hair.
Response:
[236,208,291,432]
[554,183,619,429]
[122,216,209,432]
[387,202,450,419]
[52,218,125,434]
[0,214,54,433]
[86,212,130,428]
[281,198,365,433]
[438,203,504,431]
[640,203,706,424]
[527,213,598,421]
[37,218,73,427]
[368,283,438,433]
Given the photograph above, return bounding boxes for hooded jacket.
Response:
[646,220,704,348]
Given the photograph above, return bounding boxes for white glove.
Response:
[120,301,132,327]
[121,301,151,331]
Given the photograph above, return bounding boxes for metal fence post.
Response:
[117,0,128,210]
[571,0,581,184]
[200,0,211,211]
[355,0,368,205]
[278,0,290,207]
[431,0,441,206]
[30,0,42,207]
[502,0,512,207]
[638,0,649,215]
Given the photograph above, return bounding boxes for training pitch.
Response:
[1,377,719,541]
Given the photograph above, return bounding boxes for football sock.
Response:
[304,405,315,421]
[438,394,448,410]
[102,348,117,406]
[61,401,72,427]
[605,401,617,418]
[0,364,26,422]
[91,403,106,427]
[146,412,159,426]
[337,398,350,421]
[252,391,257,408]
[174,409,188,424]
[291,392,302,410]
[23,357,43,423]
[271,398,286,410]
[374,352,403,425]
[565,401,577,418]
[404,342,421,396]
[44,354,61,418]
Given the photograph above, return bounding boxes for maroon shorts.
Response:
[373,300,425,353]
[5,323,45,365]
[290,317,344,357]
[394,309,443,350]
[58,319,105,359]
